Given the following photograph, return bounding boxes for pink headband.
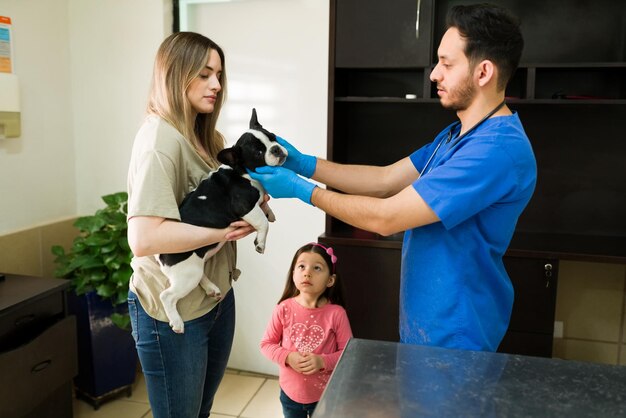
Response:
[308,242,338,272]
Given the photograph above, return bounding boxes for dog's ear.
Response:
[249,108,263,130]
[217,146,241,167]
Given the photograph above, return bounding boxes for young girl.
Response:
[260,242,353,418]
[126,32,256,418]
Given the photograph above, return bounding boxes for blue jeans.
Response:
[280,388,318,418]
[128,289,235,418]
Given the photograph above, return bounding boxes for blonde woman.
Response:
[126,32,254,417]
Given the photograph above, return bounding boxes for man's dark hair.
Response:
[447,3,524,91]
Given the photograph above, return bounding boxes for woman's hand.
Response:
[224,194,272,241]
[225,220,256,241]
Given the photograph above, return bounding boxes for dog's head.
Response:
[217,108,287,173]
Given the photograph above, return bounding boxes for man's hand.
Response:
[276,136,317,178]
[248,166,316,205]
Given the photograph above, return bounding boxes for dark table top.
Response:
[0,273,69,312]
[314,338,626,418]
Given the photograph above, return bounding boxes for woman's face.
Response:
[187,49,222,115]
[430,27,476,111]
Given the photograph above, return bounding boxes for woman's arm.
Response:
[127,215,254,257]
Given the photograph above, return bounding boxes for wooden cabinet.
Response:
[335,0,433,68]
[497,257,558,357]
[0,273,78,418]
[323,0,626,356]
[318,237,401,342]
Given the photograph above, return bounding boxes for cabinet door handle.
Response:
[544,263,553,288]
[416,0,421,39]
[31,359,52,373]
[14,314,36,327]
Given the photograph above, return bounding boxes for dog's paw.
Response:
[170,319,184,334]
[267,212,276,222]
[254,240,265,254]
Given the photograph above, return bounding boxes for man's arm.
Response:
[312,157,421,198]
[311,184,440,236]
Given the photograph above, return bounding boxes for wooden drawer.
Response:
[0,315,78,418]
[0,290,65,351]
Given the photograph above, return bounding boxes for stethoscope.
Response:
[417,100,506,180]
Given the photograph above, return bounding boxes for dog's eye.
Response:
[257,150,264,156]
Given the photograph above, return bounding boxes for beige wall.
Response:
[553,261,626,365]
[0,218,77,279]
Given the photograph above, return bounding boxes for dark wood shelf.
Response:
[336,96,626,105]
[321,232,626,264]
[507,233,626,264]
[319,232,402,250]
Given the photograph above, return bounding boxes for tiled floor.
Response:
[73,369,283,418]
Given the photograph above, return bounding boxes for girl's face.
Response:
[293,252,335,298]
[187,49,222,115]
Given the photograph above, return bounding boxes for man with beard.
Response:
[250,4,537,352]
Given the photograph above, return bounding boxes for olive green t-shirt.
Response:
[127,115,239,322]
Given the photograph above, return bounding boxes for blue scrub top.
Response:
[401,112,536,351]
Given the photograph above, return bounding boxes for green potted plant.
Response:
[51,191,137,409]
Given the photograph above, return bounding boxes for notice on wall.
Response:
[0,16,13,73]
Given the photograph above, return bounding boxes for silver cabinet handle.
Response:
[416,0,421,39]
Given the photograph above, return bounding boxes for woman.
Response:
[126,32,254,418]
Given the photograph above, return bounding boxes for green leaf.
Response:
[86,269,107,282]
[112,265,132,286]
[110,313,131,330]
[119,236,130,252]
[74,216,107,233]
[96,283,116,298]
[85,233,113,247]
[100,242,118,254]
[51,245,66,256]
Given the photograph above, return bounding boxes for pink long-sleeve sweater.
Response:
[260,298,353,404]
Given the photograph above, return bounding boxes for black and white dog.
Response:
[158,109,286,333]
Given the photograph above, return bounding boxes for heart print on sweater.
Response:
[290,323,325,353]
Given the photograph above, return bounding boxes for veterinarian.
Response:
[126,32,257,418]
[249,4,537,352]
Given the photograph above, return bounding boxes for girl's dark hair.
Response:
[447,3,524,91]
[278,243,346,308]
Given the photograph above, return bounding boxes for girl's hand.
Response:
[224,220,255,241]
[299,352,325,375]
[287,351,325,375]
[286,351,306,373]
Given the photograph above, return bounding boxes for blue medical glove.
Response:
[276,136,317,178]
[248,166,316,205]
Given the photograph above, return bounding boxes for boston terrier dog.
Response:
[157,108,286,333]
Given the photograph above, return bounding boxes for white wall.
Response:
[0,0,75,234]
[184,0,329,374]
[68,0,170,215]
[0,0,169,232]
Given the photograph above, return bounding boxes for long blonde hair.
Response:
[147,32,228,167]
